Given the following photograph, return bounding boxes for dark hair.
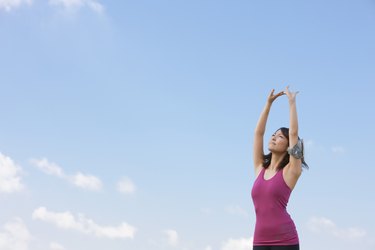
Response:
[263,127,309,170]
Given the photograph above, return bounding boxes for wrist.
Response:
[266,99,274,106]
[288,99,296,105]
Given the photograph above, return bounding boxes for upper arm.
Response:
[288,132,302,171]
[284,132,302,189]
[283,162,301,190]
[253,131,264,173]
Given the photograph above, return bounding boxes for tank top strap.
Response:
[256,167,266,180]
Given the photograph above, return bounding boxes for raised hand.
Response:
[267,89,285,104]
[284,86,299,102]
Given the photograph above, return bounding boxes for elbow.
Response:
[289,128,298,137]
[255,130,265,137]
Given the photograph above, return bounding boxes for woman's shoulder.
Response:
[254,165,264,178]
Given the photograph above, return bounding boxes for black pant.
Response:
[253,245,300,250]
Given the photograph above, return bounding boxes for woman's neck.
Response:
[269,153,286,171]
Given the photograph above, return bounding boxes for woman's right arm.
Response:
[253,89,284,175]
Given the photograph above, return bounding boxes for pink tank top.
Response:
[251,168,299,245]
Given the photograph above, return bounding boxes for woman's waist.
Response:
[254,219,298,244]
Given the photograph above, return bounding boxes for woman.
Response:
[251,86,308,250]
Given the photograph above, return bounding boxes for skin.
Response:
[253,86,302,190]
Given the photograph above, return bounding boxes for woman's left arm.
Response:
[285,86,302,179]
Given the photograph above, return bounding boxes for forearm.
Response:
[253,89,284,169]
[289,100,298,142]
[287,97,303,176]
[253,101,271,168]
[255,102,272,135]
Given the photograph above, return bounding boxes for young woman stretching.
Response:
[251,86,308,250]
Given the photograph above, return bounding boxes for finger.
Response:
[268,89,275,98]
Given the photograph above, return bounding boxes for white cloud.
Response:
[163,229,179,247]
[0,0,104,13]
[30,158,103,191]
[71,172,102,191]
[0,218,32,250]
[0,153,24,193]
[50,242,65,250]
[0,0,32,12]
[32,206,136,239]
[30,158,65,178]
[204,246,213,250]
[117,177,136,195]
[85,0,102,13]
[49,0,104,13]
[307,216,367,240]
[221,237,253,250]
[225,205,249,218]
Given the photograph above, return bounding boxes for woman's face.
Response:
[268,130,289,153]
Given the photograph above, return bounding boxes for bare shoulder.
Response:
[254,164,263,178]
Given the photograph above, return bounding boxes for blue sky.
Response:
[1,0,375,250]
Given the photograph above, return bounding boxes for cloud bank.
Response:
[48,0,103,13]
[307,216,367,240]
[32,206,136,239]
[0,218,31,250]
[0,0,32,12]
[221,237,253,250]
[30,158,103,191]
[0,0,103,13]
[0,153,24,193]
[163,229,179,247]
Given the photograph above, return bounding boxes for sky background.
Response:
[1,0,375,250]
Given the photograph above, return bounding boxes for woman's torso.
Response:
[251,167,299,246]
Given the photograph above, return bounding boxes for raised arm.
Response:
[253,89,284,174]
[284,86,303,179]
